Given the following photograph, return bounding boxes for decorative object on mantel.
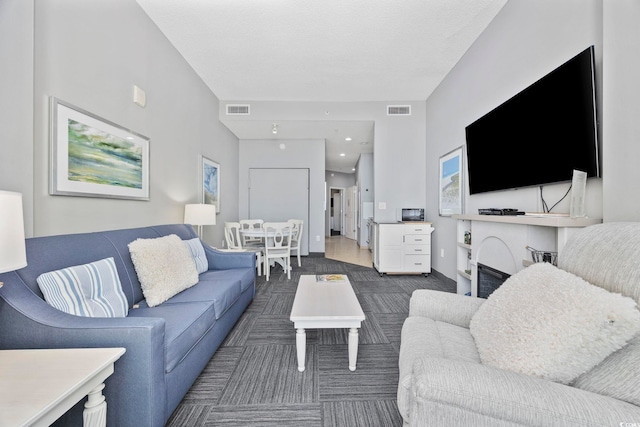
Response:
[439,146,463,216]
[49,97,150,200]
[201,155,220,213]
[184,203,217,239]
[526,246,558,266]
[0,190,27,287]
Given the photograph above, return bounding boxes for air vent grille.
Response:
[226,104,250,115]
[387,105,411,116]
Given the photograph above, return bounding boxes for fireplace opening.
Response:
[477,263,511,299]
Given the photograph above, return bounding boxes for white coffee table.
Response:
[290,274,365,372]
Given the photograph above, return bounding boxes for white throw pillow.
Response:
[469,262,640,384]
[183,238,208,274]
[37,257,128,317]
[128,234,199,307]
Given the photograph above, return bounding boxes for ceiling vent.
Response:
[387,105,411,116]
[226,104,250,115]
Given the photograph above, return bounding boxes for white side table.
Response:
[0,347,125,427]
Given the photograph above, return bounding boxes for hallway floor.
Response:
[324,235,372,268]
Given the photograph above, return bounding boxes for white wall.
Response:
[602,1,640,221]
[18,0,240,246]
[356,153,373,246]
[426,0,604,280]
[238,139,325,253]
[0,0,34,236]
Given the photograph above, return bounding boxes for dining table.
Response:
[240,227,292,272]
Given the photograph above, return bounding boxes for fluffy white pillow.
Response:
[128,234,198,307]
[470,262,640,384]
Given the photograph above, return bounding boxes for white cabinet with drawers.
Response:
[374,222,434,275]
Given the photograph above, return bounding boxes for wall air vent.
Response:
[226,104,250,115]
[387,105,411,116]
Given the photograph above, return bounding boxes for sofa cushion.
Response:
[128,301,216,373]
[36,257,128,317]
[156,277,243,320]
[199,268,255,293]
[572,334,640,406]
[470,262,640,384]
[183,238,208,274]
[398,316,480,420]
[128,234,199,307]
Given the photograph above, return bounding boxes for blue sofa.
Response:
[0,224,255,426]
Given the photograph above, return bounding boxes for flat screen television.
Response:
[465,46,600,195]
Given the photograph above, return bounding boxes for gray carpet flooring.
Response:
[166,256,455,427]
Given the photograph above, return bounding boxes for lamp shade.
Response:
[184,204,216,226]
[0,190,27,274]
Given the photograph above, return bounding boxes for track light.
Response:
[272,123,278,134]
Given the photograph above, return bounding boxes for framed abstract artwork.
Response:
[50,97,150,200]
[439,146,464,216]
[201,155,220,213]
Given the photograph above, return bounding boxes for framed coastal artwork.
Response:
[201,155,220,213]
[438,146,463,216]
[50,97,150,200]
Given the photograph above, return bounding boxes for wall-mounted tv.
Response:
[465,46,600,195]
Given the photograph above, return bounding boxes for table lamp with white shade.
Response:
[184,203,216,239]
[0,191,27,288]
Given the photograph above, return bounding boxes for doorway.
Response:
[329,188,344,236]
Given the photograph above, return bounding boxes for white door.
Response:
[345,186,356,240]
[249,168,309,255]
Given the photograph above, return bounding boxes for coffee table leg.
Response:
[348,327,359,371]
[296,328,306,372]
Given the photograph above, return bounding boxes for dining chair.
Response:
[239,219,264,247]
[288,219,304,267]
[224,222,264,276]
[263,222,293,281]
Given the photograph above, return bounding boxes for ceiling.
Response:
[136,0,507,172]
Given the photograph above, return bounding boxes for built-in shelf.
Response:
[457,269,472,280]
[457,242,472,250]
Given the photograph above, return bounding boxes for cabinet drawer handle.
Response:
[415,249,422,252]
[414,263,423,265]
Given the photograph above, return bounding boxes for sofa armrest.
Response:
[409,290,484,328]
[0,274,167,427]
[203,244,255,270]
[409,357,640,426]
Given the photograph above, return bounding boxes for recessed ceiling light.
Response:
[339,153,346,157]
[352,168,356,171]
[345,137,352,141]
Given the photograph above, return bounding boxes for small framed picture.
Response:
[201,155,220,213]
[50,97,150,200]
[439,146,464,216]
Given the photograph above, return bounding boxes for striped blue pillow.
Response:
[36,257,128,317]
[183,238,209,274]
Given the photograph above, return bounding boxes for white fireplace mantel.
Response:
[453,214,601,297]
